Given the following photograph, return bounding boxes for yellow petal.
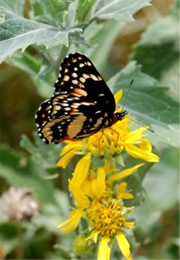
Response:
[57,151,75,168]
[91,167,106,197]
[60,141,82,156]
[57,141,82,168]
[114,90,123,105]
[119,182,127,193]
[73,190,90,208]
[104,160,117,175]
[125,127,147,144]
[139,138,152,152]
[109,163,144,182]
[125,144,160,162]
[86,230,100,243]
[122,193,134,199]
[69,153,91,191]
[58,209,83,234]
[81,178,94,198]
[98,237,111,260]
[116,232,132,260]
[124,222,135,229]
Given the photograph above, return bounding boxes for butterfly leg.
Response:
[109,127,120,147]
[97,130,104,153]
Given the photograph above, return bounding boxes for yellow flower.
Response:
[57,141,82,168]
[58,158,143,260]
[57,90,159,168]
[118,182,134,200]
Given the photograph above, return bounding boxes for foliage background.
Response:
[0,0,179,259]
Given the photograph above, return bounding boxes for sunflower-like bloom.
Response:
[57,91,159,168]
[58,154,144,260]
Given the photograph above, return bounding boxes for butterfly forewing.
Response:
[35,53,116,144]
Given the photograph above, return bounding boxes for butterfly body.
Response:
[35,53,127,144]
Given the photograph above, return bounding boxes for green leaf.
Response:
[0,144,56,204]
[0,0,25,15]
[0,1,82,63]
[118,154,153,207]
[88,20,123,72]
[31,0,73,26]
[169,0,179,18]
[8,52,55,97]
[20,133,61,170]
[135,148,179,233]
[90,0,150,21]
[76,0,96,22]
[0,224,17,255]
[132,3,179,79]
[108,62,180,147]
[161,60,179,101]
[71,20,124,72]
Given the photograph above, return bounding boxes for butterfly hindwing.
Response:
[35,53,116,144]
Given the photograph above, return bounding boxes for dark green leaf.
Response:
[132,0,179,79]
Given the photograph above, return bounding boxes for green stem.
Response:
[16,221,23,260]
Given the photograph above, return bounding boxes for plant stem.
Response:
[16,221,23,260]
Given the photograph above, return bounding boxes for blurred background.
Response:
[0,0,179,259]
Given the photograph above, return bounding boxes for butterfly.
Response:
[35,53,128,144]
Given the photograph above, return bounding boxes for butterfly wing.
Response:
[35,53,116,144]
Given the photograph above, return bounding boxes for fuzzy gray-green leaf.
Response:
[90,0,150,21]
[0,2,81,63]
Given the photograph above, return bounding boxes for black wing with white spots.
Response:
[35,53,116,144]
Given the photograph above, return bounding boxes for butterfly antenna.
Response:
[129,117,155,133]
[122,79,155,134]
[122,79,134,111]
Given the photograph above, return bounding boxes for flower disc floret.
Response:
[86,195,131,237]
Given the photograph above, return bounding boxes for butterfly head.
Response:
[113,110,128,124]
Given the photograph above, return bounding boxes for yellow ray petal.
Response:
[57,151,75,168]
[69,153,91,191]
[139,138,152,152]
[125,127,148,144]
[73,190,90,208]
[91,167,105,197]
[58,209,83,233]
[114,90,123,105]
[119,182,127,193]
[86,230,100,243]
[124,222,135,229]
[116,232,132,260]
[60,141,82,156]
[122,193,134,199]
[125,144,160,162]
[109,163,144,182]
[98,237,111,260]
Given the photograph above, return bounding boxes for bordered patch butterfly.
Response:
[35,53,128,144]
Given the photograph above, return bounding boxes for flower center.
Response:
[85,195,127,237]
[86,128,124,156]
